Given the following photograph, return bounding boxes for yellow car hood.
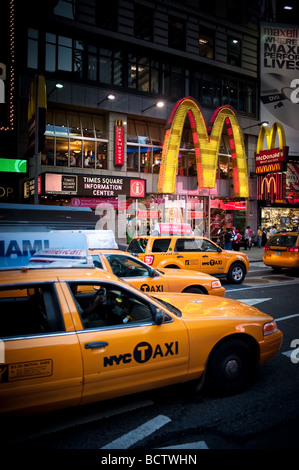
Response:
[152,292,271,321]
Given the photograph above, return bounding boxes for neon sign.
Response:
[158,97,249,197]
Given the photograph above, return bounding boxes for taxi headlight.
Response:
[211,280,222,289]
[263,320,278,336]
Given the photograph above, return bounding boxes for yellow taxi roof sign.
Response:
[51,229,118,249]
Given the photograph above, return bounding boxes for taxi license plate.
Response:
[275,251,281,255]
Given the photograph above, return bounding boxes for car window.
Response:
[267,235,298,247]
[0,284,64,338]
[152,239,171,252]
[127,238,148,253]
[68,282,154,329]
[91,255,104,269]
[105,254,150,278]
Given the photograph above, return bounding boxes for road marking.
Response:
[101,414,171,449]
[282,350,292,358]
[226,279,299,292]
[159,441,209,449]
[275,313,299,322]
[236,298,272,306]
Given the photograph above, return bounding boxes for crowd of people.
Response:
[216,224,280,251]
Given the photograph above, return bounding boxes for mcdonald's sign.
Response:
[257,173,286,200]
[255,122,288,173]
[157,97,249,197]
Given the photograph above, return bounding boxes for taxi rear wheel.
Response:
[227,262,245,283]
[206,339,254,396]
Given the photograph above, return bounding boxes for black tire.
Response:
[206,339,255,396]
[183,286,206,295]
[227,262,246,283]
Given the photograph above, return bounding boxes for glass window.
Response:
[105,254,151,278]
[169,16,186,51]
[134,3,154,41]
[114,51,124,86]
[127,145,139,172]
[96,142,107,169]
[94,116,106,139]
[88,45,98,81]
[227,37,241,67]
[27,28,38,69]
[199,27,214,59]
[54,0,75,20]
[56,138,68,166]
[74,40,84,77]
[140,147,152,173]
[83,142,95,168]
[81,115,94,138]
[95,0,118,32]
[68,111,81,136]
[0,284,64,337]
[69,282,153,328]
[45,33,56,72]
[58,36,72,71]
[42,137,55,166]
[100,48,112,84]
[70,140,82,167]
[152,239,171,252]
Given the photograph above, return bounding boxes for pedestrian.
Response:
[224,228,233,250]
[269,225,277,237]
[257,226,262,248]
[233,229,242,251]
[262,227,268,246]
[243,226,250,250]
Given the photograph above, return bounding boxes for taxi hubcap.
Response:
[232,267,243,281]
[224,359,239,377]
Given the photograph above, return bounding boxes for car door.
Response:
[62,280,189,405]
[197,239,226,275]
[98,253,169,294]
[0,282,83,413]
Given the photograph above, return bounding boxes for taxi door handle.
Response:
[202,255,208,258]
[85,341,109,349]
[176,255,184,258]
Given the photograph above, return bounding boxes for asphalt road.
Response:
[3,265,299,454]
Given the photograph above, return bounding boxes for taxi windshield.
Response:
[128,238,148,253]
[267,234,297,247]
[152,297,182,317]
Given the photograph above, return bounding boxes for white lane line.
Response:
[159,441,209,449]
[275,313,299,322]
[282,350,292,358]
[226,280,299,292]
[101,414,171,449]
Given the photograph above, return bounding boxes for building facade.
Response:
[1,0,297,240]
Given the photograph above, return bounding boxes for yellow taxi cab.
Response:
[263,231,299,270]
[28,230,225,297]
[0,261,282,415]
[127,235,250,284]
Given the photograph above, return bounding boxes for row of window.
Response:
[54,0,240,63]
[28,28,257,114]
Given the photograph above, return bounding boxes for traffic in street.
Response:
[2,247,298,450]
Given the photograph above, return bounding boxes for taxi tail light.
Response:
[211,280,222,289]
[264,246,270,251]
[263,320,278,336]
[144,255,154,265]
[286,247,299,253]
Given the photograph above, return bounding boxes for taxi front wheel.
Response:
[206,339,254,396]
[227,262,245,283]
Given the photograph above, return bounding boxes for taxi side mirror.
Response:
[155,309,164,325]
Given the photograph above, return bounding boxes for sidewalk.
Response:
[239,245,264,263]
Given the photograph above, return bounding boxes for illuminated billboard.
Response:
[158,97,248,197]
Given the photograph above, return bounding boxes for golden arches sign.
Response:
[256,121,286,154]
[157,97,249,197]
